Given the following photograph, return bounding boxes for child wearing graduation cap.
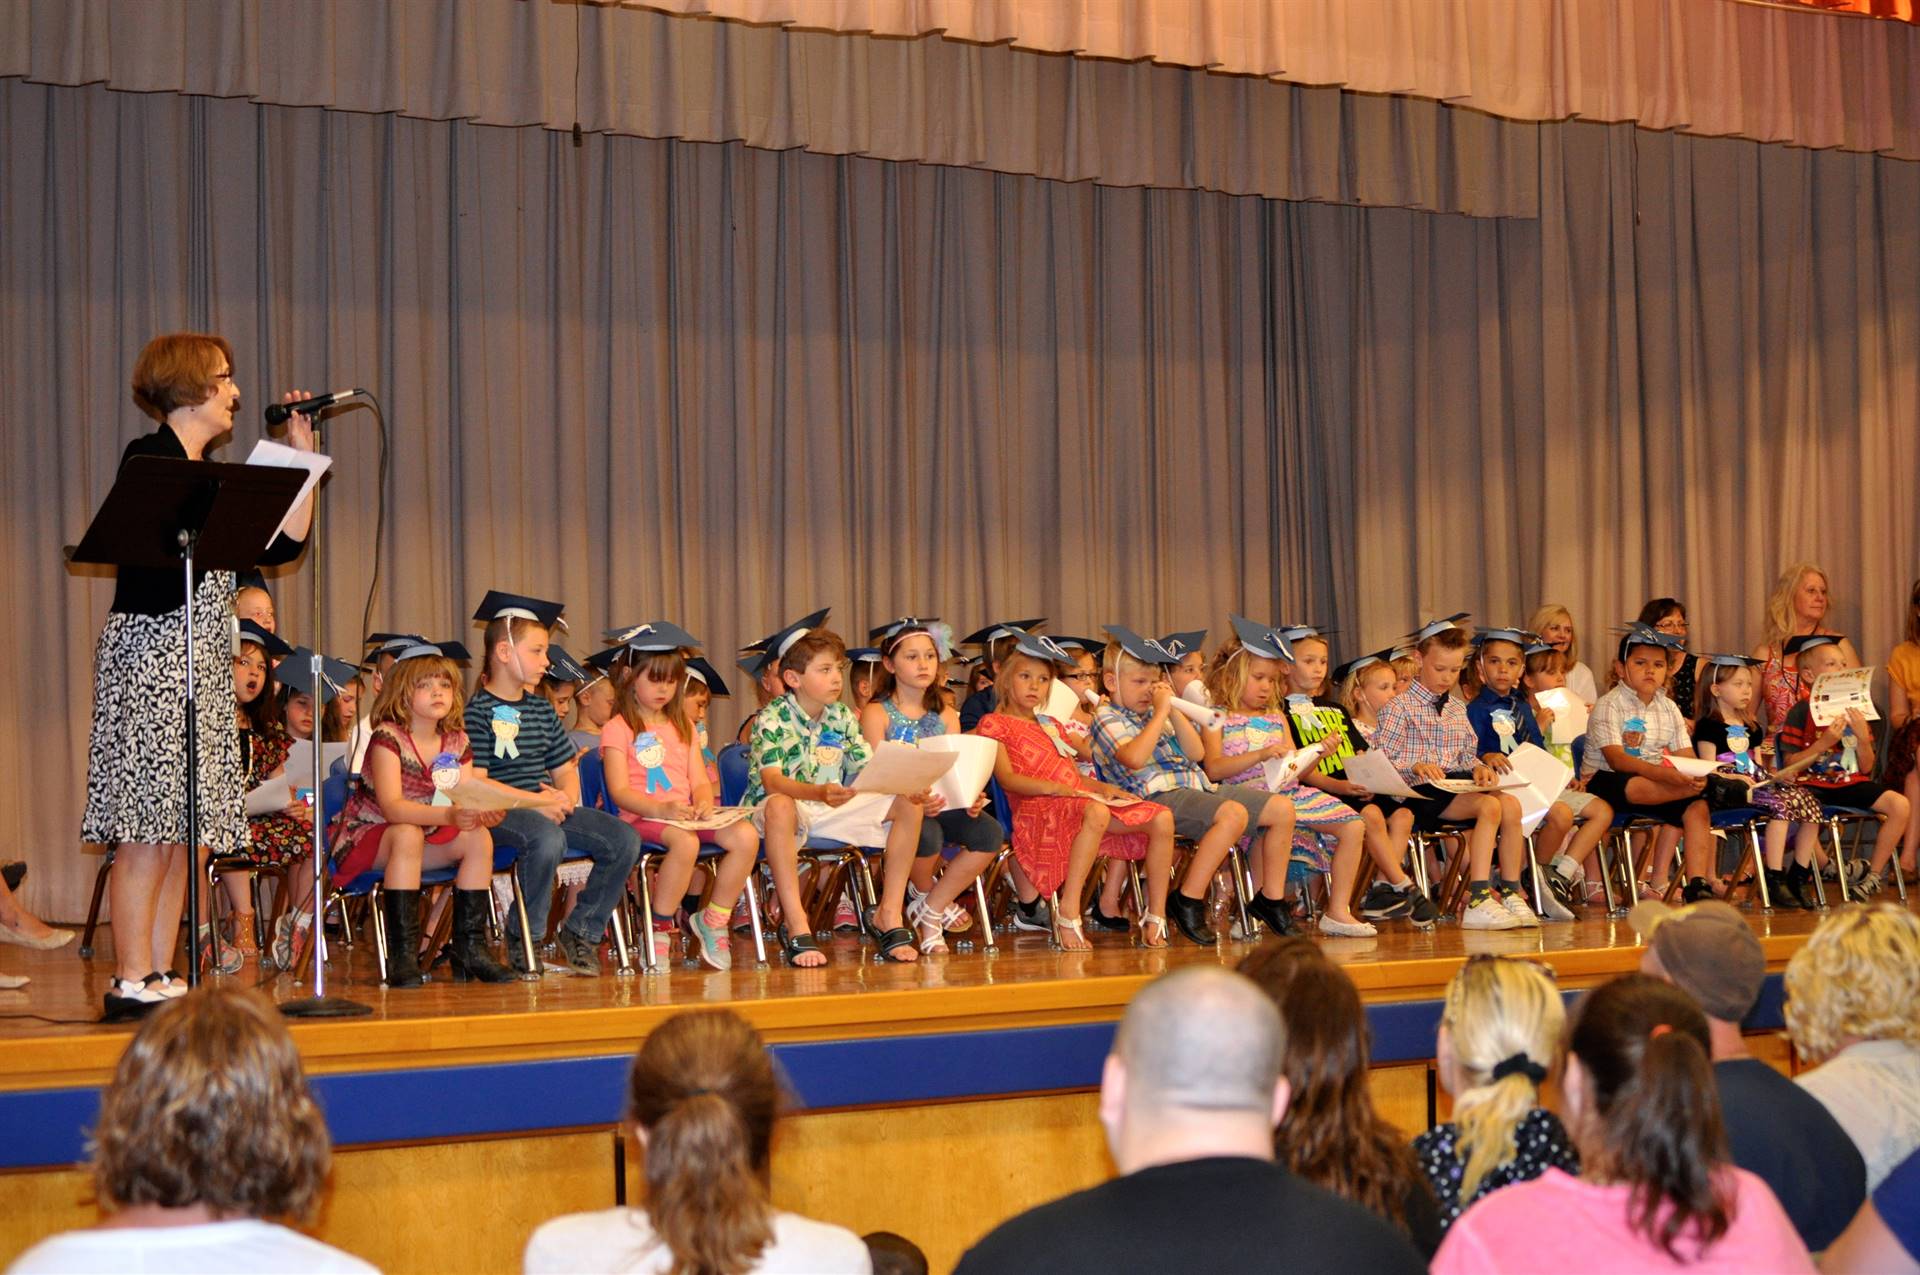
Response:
[598,625,760,972]
[1693,652,1826,907]
[859,618,1002,955]
[1199,618,1376,937]
[684,657,727,787]
[958,619,1046,732]
[465,592,643,978]
[742,612,928,966]
[213,620,299,973]
[976,629,1175,949]
[1776,633,1912,892]
[847,647,884,714]
[264,646,363,970]
[329,640,520,986]
[1580,624,1718,904]
[536,646,589,735]
[1373,617,1541,930]
[1466,629,1612,917]
[573,650,620,753]
[1163,631,1210,705]
[1090,627,1299,944]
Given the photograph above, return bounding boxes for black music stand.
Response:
[72,456,307,988]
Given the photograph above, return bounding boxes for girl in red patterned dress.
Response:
[974,632,1174,950]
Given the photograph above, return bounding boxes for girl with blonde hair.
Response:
[1416,955,1578,1229]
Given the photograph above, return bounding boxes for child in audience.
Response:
[466,593,642,978]
[1778,634,1912,893]
[1282,649,1436,926]
[1528,603,1598,705]
[1417,956,1578,1231]
[859,619,1000,954]
[321,673,361,744]
[525,1010,870,1275]
[685,656,726,787]
[1466,629,1611,917]
[223,620,301,973]
[1164,630,1209,703]
[1433,974,1813,1274]
[328,640,516,986]
[1201,618,1373,937]
[1238,939,1444,1258]
[848,647,883,713]
[1374,620,1539,930]
[959,619,1044,731]
[573,654,619,753]
[1693,653,1826,907]
[743,615,927,966]
[1091,627,1299,944]
[536,645,588,728]
[1580,624,1717,903]
[599,627,759,972]
[976,631,1174,949]
[734,642,790,745]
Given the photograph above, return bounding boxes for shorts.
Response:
[1586,769,1700,828]
[1809,780,1890,814]
[1152,784,1278,842]
[626,818,734,848]
[751,791,896,847]
[334,820,459,881]
[1558,789,1598,818]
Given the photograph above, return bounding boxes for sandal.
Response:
[914,910,949,955]
[1087,901,1131,932]
[779,926,826,968]
[1139,913,1168,949]
[873,925,919,963]
[1053,910,1091,952]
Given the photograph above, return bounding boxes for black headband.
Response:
[1490,1052,1547,1085]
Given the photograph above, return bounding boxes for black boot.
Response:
[1247,891,1296,938]
[1763,868,1803,910]
[1786,861,1819,909]
[1166,890,1216,946]
[448,889,516,984]
[381,888,425,988]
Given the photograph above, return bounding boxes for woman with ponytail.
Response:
[1416,956,1578,1230]
[524,1010,870,1274]
[1434,974,1811,1273]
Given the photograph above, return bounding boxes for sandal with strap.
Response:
[1052,910,1091,951]
[873,925,919,963]
[779,925,826,968]
[914,910,949,954]
[1138,913,1168,949]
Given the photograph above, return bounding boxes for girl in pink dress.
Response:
[976,641,1174,950]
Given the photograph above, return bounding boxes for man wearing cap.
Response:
[1635,899,1865,1249]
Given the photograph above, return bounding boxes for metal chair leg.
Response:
[1407,833,1432,900]
[1748,824,1773,913]
[1226,845,1254,938]
[635,862,657,972]
[510,866,539,973]
[79,847,116,959]
[608,895,635,973]
[369,885,390,983]
[971,875,996,949]
[744,873,770,964]
[1830,819,1853,903]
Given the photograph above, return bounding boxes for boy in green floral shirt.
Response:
[746,620,926,967]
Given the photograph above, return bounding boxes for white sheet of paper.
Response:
[1043,678,1081,722]
[1810,666,1881,727]
[1342,749,1418,799]
[1428,776,1531,794]
[1503,743,1573,834]
[1663,754,1722,778]
[850,740,958,796]
[1534,687,1588,746]
[448,778,562,812]
[918,735,998,809]
[245,438,333,540]
[243,776,293,816]
[283,739,351,785]
[1262,740,1328,791]
[655,807,756,832]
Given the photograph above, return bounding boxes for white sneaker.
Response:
[1317,914,1378,938]
[1535,887,1574,922]
[1501,892,1543,928]
[1462,896,1522,930]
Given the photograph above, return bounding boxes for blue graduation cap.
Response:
[1050,635,1105,654]
[277,649,360,703]
[1700,652,1764,670]
[1783,633,1845,658]
[1228,614,1295,663]
[237,619,293,660]
[871,617,954,660]
[1274,622,1334,644]
[1472,626,1536,650]
[364,631,427,654]
[1158,630,1208,659]
[1614,622,1686,659]
[961,619,1046,648]
[737,650,775,679]
[1004,626,1076,665]
[1405,613,1471,643]
[472,590,567,630]
[744,609,832,662]
[393,639,472,664]
[848,647,884,669]
[1331,647,1398,683]
[685,656,731,698]
[543,646,591,684]
[603,621,703,653]
[1105,626,1180,666]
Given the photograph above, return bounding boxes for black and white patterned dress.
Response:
[80,424,305,853]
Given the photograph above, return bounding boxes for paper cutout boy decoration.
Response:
[634,731,672,794]
[1622,716,1647,758]
[430,752,461,806]
[491,703,522,760]
[813,730,847,784]
[1490,708,1518,753]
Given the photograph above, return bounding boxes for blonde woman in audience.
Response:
[6,987,373,1274]
[1752,562,1861,731]
[1416,956,1578,1232]
[1527,603,1598,705]
[524,1009,869,1274]
[1786,904,1920,1191]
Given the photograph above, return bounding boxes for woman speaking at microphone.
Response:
[83,332,318,1021]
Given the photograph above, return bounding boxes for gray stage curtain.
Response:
[4,76,1919,919]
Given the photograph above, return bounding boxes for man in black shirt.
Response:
[1636,898,1866,1250]
[955,967,1426,1275]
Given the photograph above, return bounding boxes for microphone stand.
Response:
[281,416,372,1019]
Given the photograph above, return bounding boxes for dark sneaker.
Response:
[1359,882,1415,921]
[1546,869,1578,911]
[1011,896,1053,933]
[1406,890,1440,926]
[554,929,603,977]
[1681,878,1716,904]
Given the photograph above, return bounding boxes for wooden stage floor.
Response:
[0,901,1859,1090]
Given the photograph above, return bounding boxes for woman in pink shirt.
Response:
[1434,973,1812,1274]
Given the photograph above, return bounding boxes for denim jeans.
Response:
[492,805,641,944]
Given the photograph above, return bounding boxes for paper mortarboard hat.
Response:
[392,639,472,664]
[276,648,360,703]
[236,619,293,660]
[472,591,567,630]
[1405,613,1471,643]
[1615,622,1686,656]
[1050,635,1104,654]
[848,647,884,667]
[1331,647,1399,683]
[961,619,1046,647]
[685,656,731,698]
[1227,614,1296,663]
[1783,633,1845,657]
[543,646,591,684]
[1472,626,1536,649]
[737,650,775,679]
[1105,626,1180,666]
[1274,623,1334,643]
[603,621,703,653]
[1003,627,1076,665]
[743,610,832,660]
[364,631,427,654]
[1700,652,1764,670]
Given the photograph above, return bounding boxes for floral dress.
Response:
[975,712,1166,894]
[239,723,313,867]
[1219,712,1359,873]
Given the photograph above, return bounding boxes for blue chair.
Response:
[1819,804,1898,904]
[329,863,460,984]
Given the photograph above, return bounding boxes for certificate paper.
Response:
[1810,666,1880,727]
[850,741,958,796]
[1342,750,1417,799]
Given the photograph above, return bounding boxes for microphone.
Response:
[264,388,369,426]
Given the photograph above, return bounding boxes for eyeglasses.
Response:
[1063,671,1094,681]
[1654,619,1689,633]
